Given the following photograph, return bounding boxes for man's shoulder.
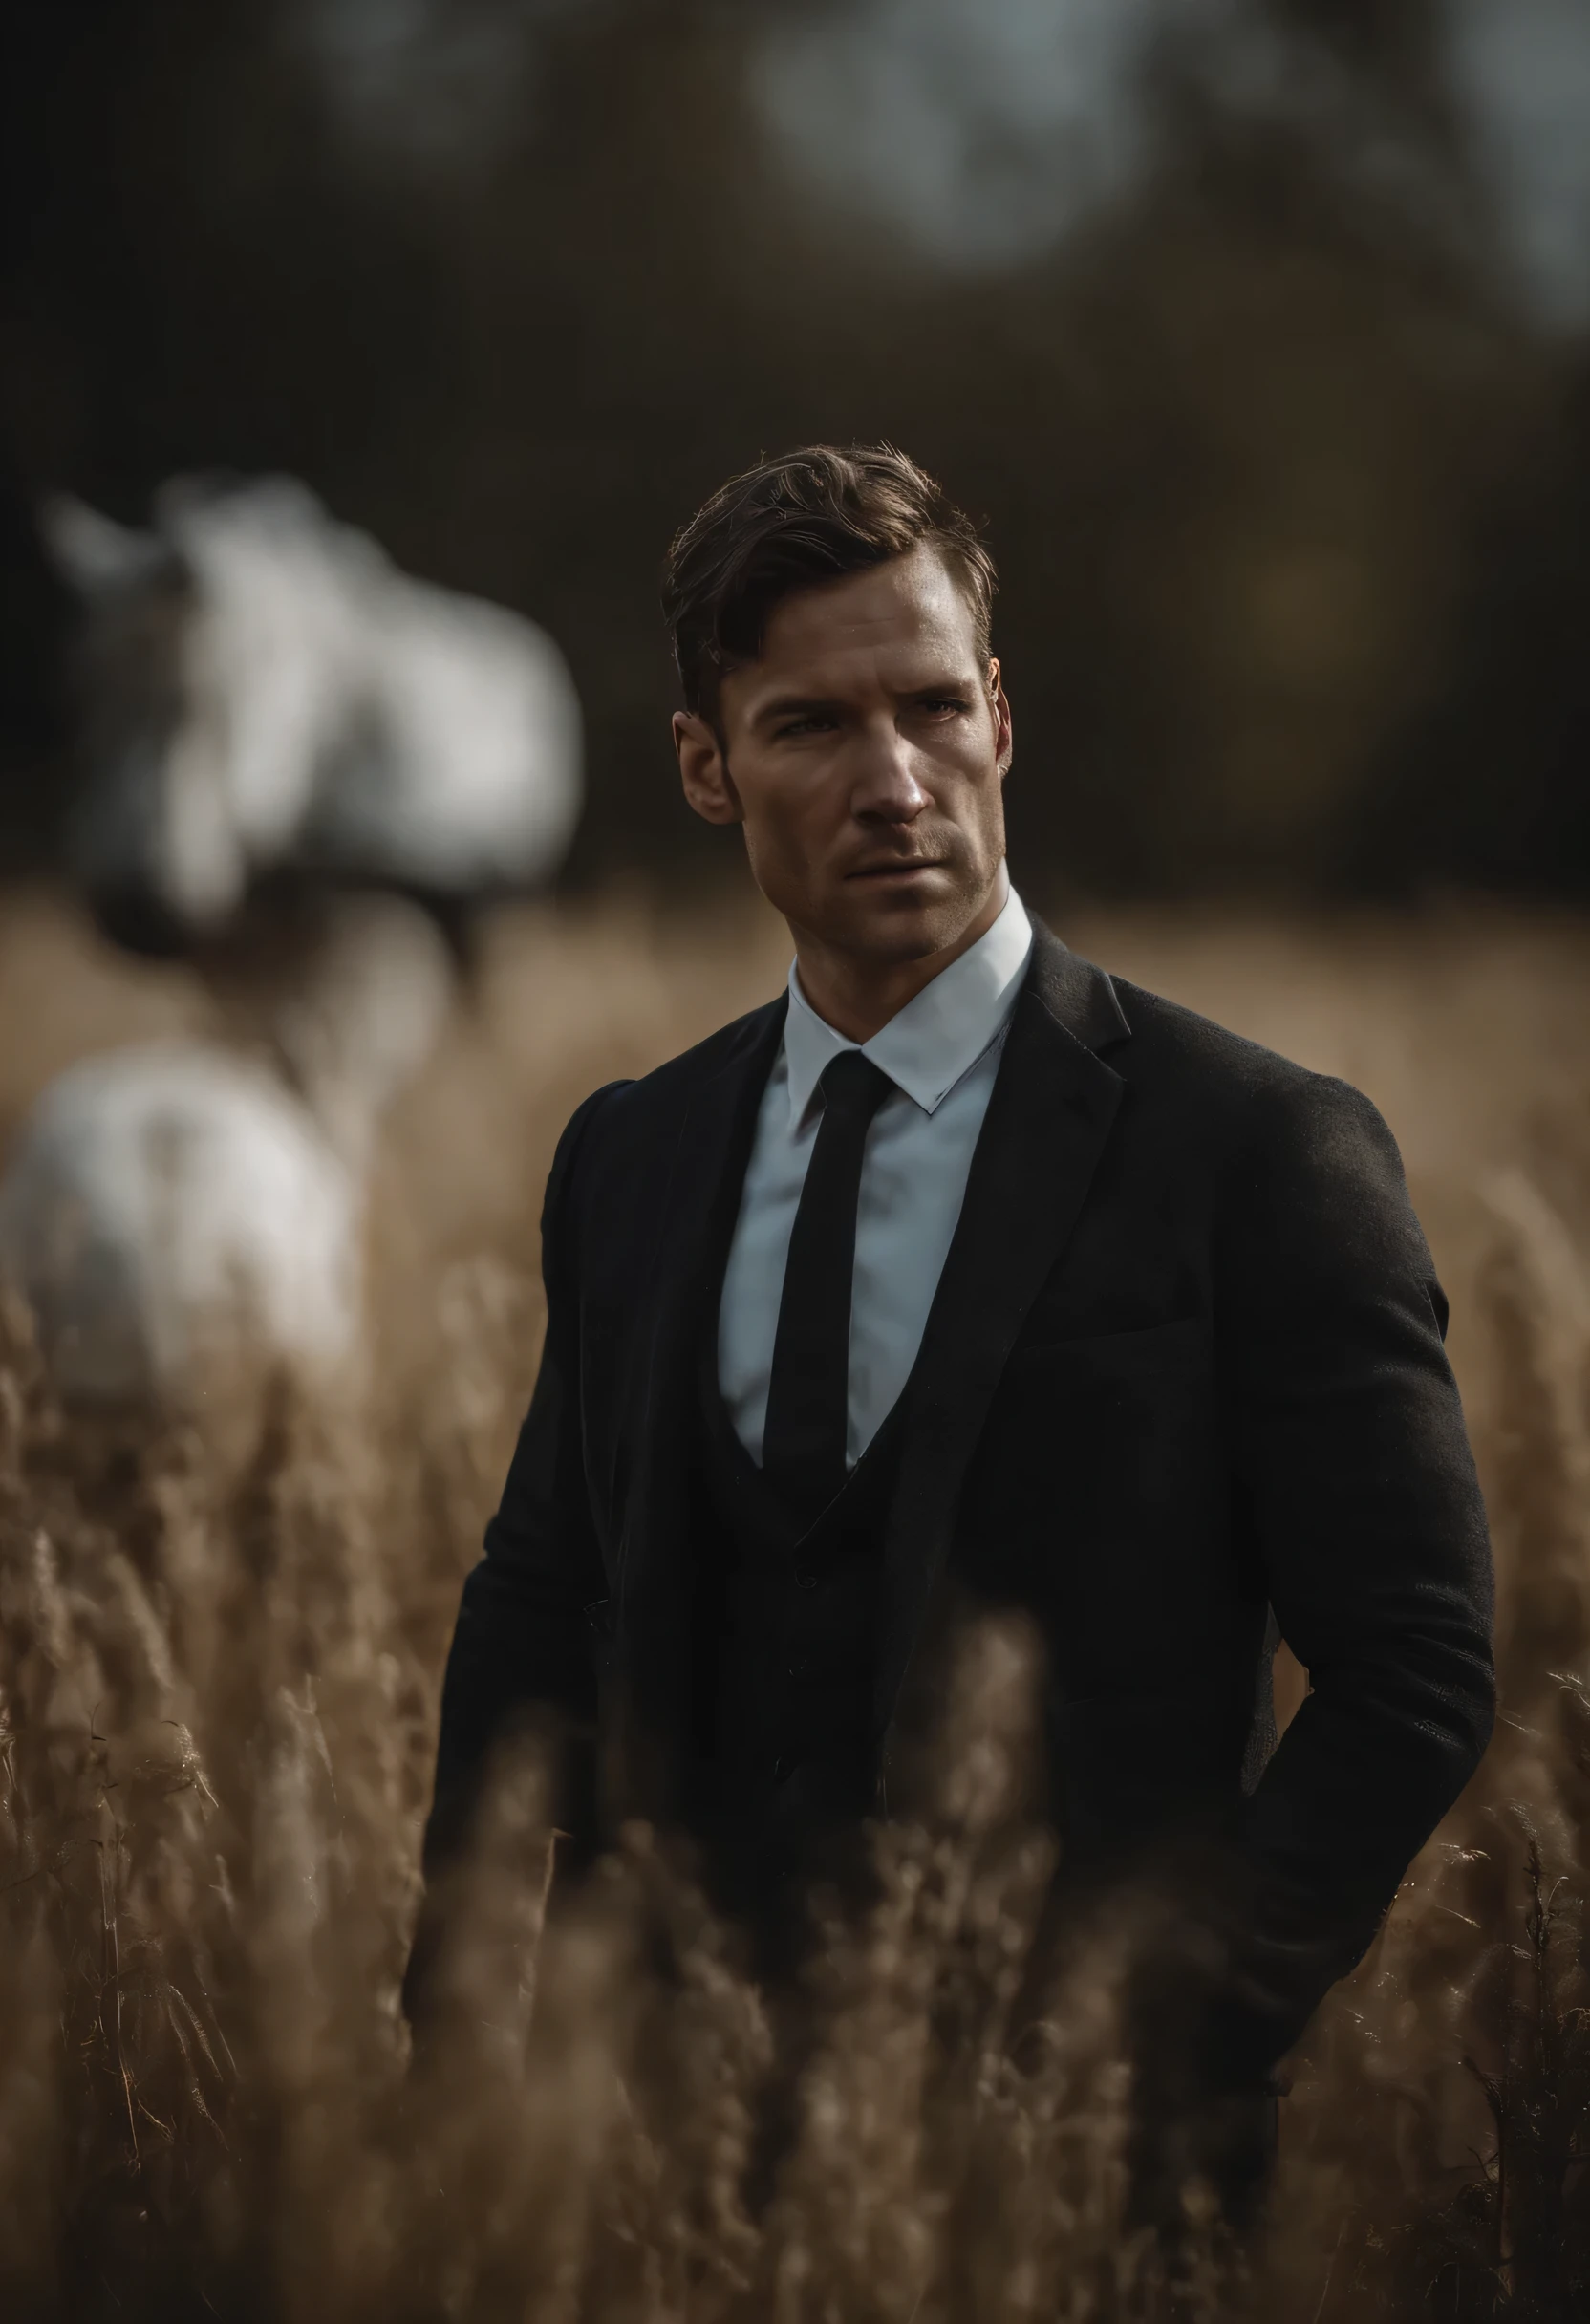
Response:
[1108,972,1316,1091]
[1101,969,1389,1153]
[1033,924,1352,1122]
[566,994,784,1148]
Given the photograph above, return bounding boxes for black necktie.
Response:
[761,1048,894,1521]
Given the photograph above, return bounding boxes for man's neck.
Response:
[790,874,1008,1044]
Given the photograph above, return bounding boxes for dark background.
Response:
[3,0,1589,904]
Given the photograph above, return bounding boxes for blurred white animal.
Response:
[15,472,568,1421]
[0,896,453,1417]
[0,1046,359,1408]
[41,474,583,951]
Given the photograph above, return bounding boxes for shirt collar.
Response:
[782,884,1034,1125]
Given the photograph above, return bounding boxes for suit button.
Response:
[772,1754,799,1785]
[787,1658,813,1683]
[794,1569,819,1591]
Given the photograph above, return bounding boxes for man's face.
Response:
[675,547,1012,965]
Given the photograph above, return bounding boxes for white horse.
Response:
[41,473,583,951]
[0,1045,361,1409]
[3,472,579,1424]
[0,893,454,1422]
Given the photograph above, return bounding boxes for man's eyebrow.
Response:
[752,694,844,725]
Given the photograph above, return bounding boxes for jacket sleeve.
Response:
[1214,1070,1495,2077]
[417,1080,626,1887]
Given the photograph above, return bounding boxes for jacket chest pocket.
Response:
[997,1321,1217,1480]
[1003,1314,1212,1381]
[963,1316,1222,1572]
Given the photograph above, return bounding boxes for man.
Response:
[411,444,1493,2175]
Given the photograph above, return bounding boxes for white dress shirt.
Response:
[719,885,1034,1468]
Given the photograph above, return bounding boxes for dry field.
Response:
[2,886,1590,2322]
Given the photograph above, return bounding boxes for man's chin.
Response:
[829,880,982,963]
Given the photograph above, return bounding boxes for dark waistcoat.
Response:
[681,1317,907,1921]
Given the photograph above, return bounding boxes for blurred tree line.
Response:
[2,0,1588,903]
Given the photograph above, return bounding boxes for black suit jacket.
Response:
[419,925,1494,2072]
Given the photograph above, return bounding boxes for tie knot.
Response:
[819,1048,893,1125]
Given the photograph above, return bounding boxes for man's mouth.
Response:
[847,859,944,882]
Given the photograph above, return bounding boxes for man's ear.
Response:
[675,710,743,827]
[989,658,1013,777]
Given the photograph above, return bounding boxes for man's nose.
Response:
[850,722,930,823]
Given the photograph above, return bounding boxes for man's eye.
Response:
[916,697,969,716]
[775,716,832,738]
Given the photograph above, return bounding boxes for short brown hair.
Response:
[661,443,997,717]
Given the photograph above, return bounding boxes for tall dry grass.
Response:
[2,888,1590,2321]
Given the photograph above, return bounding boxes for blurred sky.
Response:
[5,0,1590,902]
[299,0,1590,322]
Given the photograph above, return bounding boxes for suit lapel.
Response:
[873,925,1131,1753]
[613,994,786,1778]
